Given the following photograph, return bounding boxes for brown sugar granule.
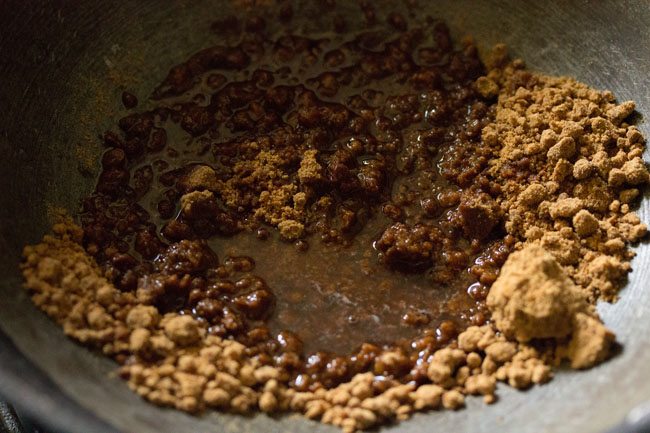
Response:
[179,165,220,192]
[474,76,499,99]
[277,219,305,240]
[21,34,649,433]
[518,183,547,207]
[572,209,599,237]
[163,315,202,346]
[298,149,325,185]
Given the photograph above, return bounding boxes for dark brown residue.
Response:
[80,18,511,390]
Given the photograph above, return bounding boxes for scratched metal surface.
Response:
[0,1,648,433]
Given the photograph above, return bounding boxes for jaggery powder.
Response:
[21,11,649,433]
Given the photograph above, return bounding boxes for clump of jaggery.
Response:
[487,245,614,369]
[179,148,309,241]
[476,43,648,370]
[480,45,648,304]
[487,245,589,343]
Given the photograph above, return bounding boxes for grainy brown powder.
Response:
[21,45,649,432]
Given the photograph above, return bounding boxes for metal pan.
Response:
[1,1,649,432]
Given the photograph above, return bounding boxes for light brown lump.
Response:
[487,245,615,369]
[487,245,589,342]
